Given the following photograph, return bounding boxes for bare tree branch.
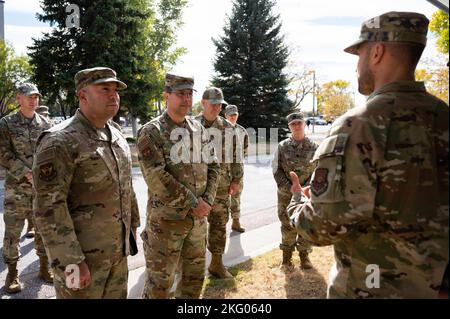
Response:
[288,67,314,109]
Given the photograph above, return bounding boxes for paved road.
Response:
[0,125,329,298]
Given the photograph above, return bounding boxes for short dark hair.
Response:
[164,86,173,93]
[385,42,425,70]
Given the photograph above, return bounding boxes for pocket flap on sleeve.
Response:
[35,147,56,164]
[311,133,349,162]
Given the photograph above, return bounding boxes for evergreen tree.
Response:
[28,0,187,122]
[212,0,293,132]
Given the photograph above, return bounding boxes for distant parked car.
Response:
[51,116,66,124]
[315,118,328,125]
[305,117,328,125]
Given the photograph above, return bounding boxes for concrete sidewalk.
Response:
[127,221,281,299]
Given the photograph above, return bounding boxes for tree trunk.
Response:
[131,113,138,138]
[157,100,162,115]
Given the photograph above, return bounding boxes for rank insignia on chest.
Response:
[311,167,328,196]
[39,163,57,182]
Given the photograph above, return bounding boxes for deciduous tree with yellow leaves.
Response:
[317,80,354,119]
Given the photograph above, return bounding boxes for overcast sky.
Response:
[3,0,442,110]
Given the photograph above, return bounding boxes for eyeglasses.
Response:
[174,91,193,98]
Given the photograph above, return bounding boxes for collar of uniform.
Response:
[184,117,199,133]
[32,113,43,127]
[17,110,41,126]
[198,114,222,128]
[290,136,306,146]
[162,110,188,129]
[367,81,426,102]
[75,109,119,143]
[227,120,237,128]
[108,123,121,143]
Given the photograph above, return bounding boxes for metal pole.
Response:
[312,70,315,133]
[426,0,449,14]
[0,0,5,41]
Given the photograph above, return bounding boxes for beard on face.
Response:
[358,70,375,96]
[357,50,375,96]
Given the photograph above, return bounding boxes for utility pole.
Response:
[0,0,5,41]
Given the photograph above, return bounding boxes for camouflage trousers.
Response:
[142,214,207,299]
[277,190,312,253]
[2,182,46,264]
[54,256,128,299]
[207,189,231,255]
[230,179,244,219]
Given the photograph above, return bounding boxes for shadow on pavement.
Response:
[19,239,35,259]
[0,259,54,299]
[0,237,36,274]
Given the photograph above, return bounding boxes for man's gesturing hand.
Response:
[289,171,311,198]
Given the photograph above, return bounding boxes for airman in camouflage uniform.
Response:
[32,67,140,299]
[21,106,52,241]
[138,74,220,299]
[195,88,244,278]
[35,105,54,125]
[272,112,318,270]
[0,83,53,294]
[224,104,249,233]
[288,12,449,298]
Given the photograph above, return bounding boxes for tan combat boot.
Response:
[299,251,313,270]
[38,256,54,283]
[231,218,245,233]
[279,250,294,271]
[5,263,22,294]
[25,220,35,238]
[208,254,233,279]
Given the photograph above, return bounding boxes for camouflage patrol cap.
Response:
[17,83,42,97]
[75,67,127,91]
[286,112,304,125]
[344,11,429,55]
[35,105,49,115]
[224,104,238,115]
[165,73,195,91]
[202,87,228,106]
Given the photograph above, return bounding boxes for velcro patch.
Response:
[36,147,56,164]
[311,133,349,162]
